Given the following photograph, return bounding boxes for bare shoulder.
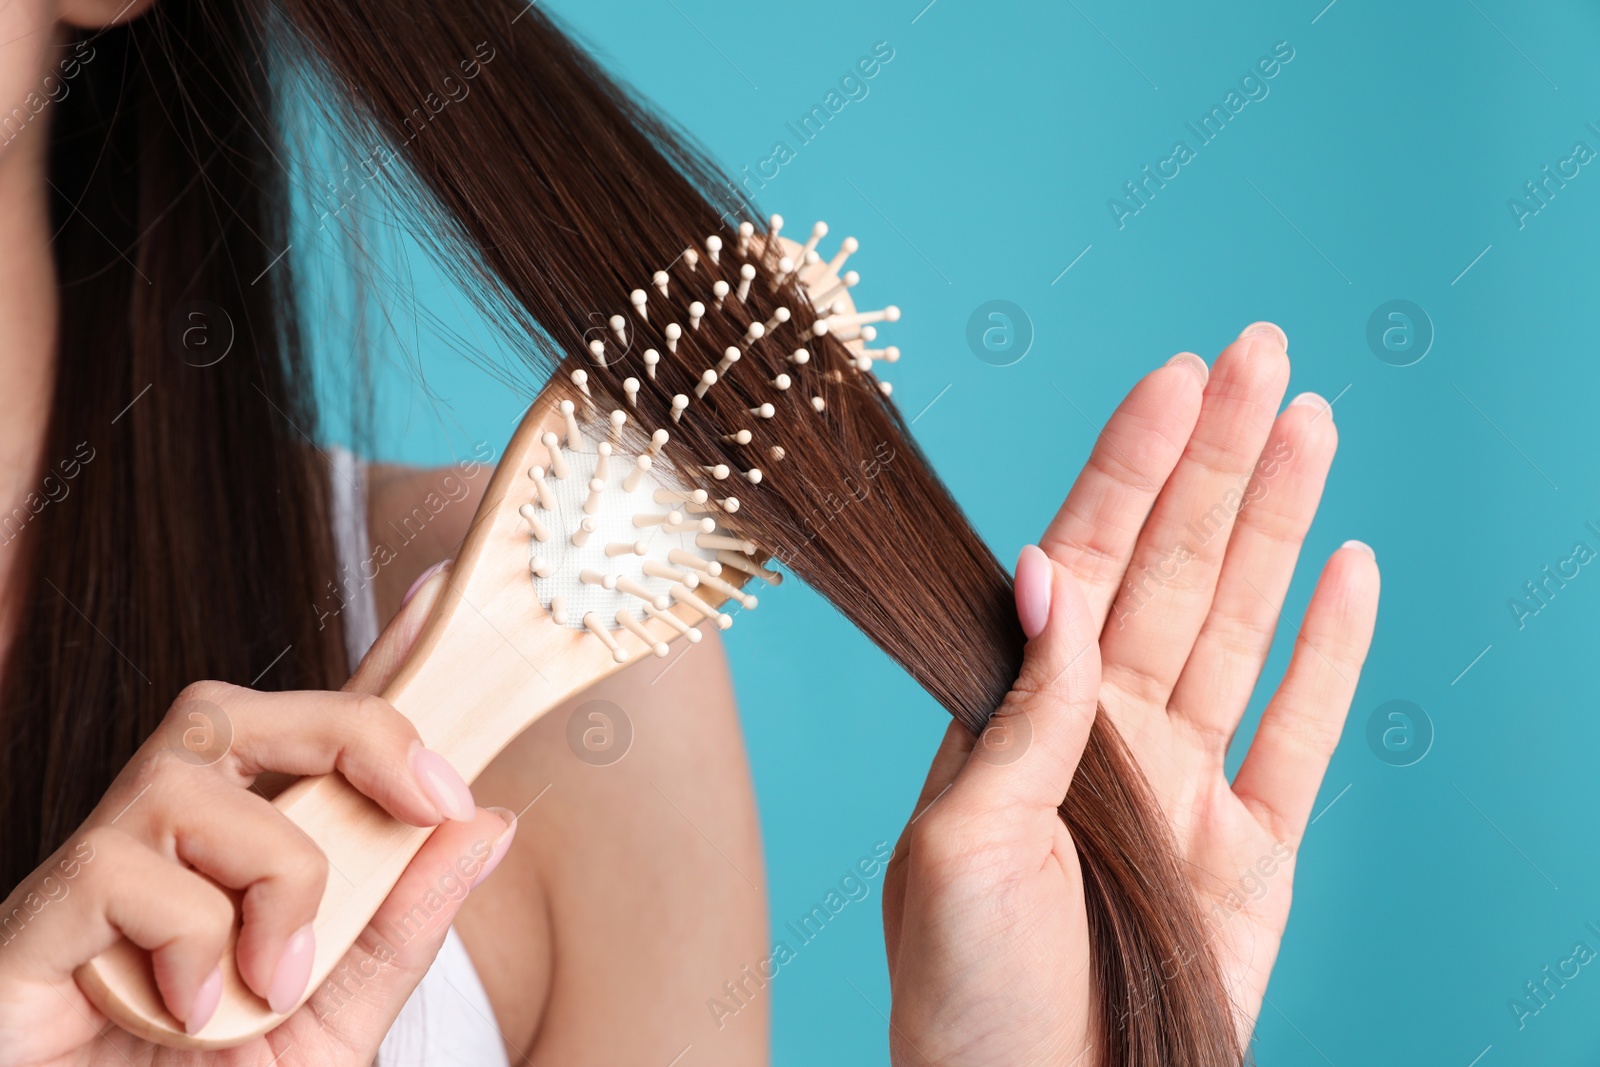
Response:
[364,446,496,625]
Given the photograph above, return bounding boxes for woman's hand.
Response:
[882,548,1106,1065]
[883,323,1381,1063]
[0,563,517,1067]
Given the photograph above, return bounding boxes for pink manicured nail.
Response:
[1014,544,1053,640]
[1289,391,1329,412]
[1165,352,1209,384]
[267,924,315,1015]
[1242,321,1288,350]
[472,808,519,889]
[410,743,475,822]
[186,966,223,1034]
[402,559,451,607]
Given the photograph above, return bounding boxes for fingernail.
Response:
[472,807,519,889]
[410,743,475,822]
[186,965,223,1034]
[401,559,452,607]
[266,924,315,1015]
[1341,539,1376,559]
[1289,391,1329,413]
[1242,321,1288,351]
[1165,352,1209,385]
[1014,544,1053,641]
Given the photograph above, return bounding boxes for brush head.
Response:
[520,405,754,660]
[517,215,896,664]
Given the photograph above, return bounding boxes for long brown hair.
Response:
[0,4,344,885]
[1,2,1241,1062]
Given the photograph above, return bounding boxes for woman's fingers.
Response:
[197,555,458,820]
[1167,393,1339,761]
[71,563,475,1019]
[288,806,515,1057]
[106,769,337,1008]
[941,548,1101,824]
[8,827,237,1032]
[1038,356,1207,630]
[1231,543,1380,845]
[160,682,471,828]
[1098,324,1291,710]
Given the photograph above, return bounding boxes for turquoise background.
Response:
[300,1,1600,1063]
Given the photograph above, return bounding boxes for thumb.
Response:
[947,545,1102,817]
[282,805,515,1060]
[344,560,453,695]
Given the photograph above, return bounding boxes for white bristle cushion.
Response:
[527,436,723,631]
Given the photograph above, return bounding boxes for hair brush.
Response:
[75,217,901,1047]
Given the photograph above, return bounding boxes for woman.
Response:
[0,0,1379,1062]
[0,0,766,1062]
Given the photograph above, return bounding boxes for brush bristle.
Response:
[522,216,895,663]
[521,405,751,660]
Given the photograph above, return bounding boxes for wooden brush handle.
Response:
[75,561,616,1048]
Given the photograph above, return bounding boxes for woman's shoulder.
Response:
[363,449,496,626]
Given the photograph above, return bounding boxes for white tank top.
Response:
[327,448,511,1067]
